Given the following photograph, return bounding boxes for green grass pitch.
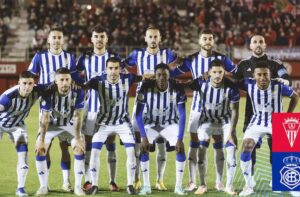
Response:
[0,97,298,196]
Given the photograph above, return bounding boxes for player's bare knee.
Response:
[212,134,223,143]
[190,132,199,142]
[106,135,116,144]
[242,138,255,152]
[84,135,92,143]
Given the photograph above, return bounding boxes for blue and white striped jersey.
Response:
[136,80,186,125]
[172,51,237,112]
[0,85,42,127]
[28,50,77,84]
[87,73,141,125]
[40,86,85,126]
[244,78,294,127]
[189,78,240,124]
[125,48,177,75]
[76,51,120,113]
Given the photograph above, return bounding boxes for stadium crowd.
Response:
[27,0,300,55]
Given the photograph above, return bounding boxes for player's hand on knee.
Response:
[35,140,46,156]
[73,138,85,154]
[141,137,150,153]
[176,140,185,153]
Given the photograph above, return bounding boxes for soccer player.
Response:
[238,62,299,196]
[76,25,120,191]
[235,34,290,187]
[35,68,86,196]
[28,27,80,192]
[0,71,42,197]
[135,63,187,195]
[170,29,237,192]
[184,59,239,195]
[124,26,178,191]
[86,57,149,195]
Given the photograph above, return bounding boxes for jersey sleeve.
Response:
[75,89,85,109]
[69,53,77,73]
[136,83,148,104]
[166,48,178,64]
[281,84,294,97]
[86,77,100,90]
[224,56,237,73]
[28,53,41,74]
[124,50,138,67]
[40,95,51,111]
[76,54,86,72]
[176,88,187,104]
[229,87,240,103]
[170,57,191,77]
[188,78,202,90]
[0,94,11,111]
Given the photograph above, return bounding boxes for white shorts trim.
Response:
[82,112,98,136]
[37,123,77,144]
[145,124,179,146]
[93,122,135,144]
[0,126,28,143]
[243,124,272,144]
[197,122,231,143]
[188,111,201,133]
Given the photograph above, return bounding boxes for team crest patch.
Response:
[272,113,300,191]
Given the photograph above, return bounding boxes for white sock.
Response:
[84,146,91,182]
[61,161,71,184]
[126,147,136,186]
[175,153,186,187]
[90,148,101,186]
[240,152,252,188]
[188,146,198,184]
[36,156,48,187]
[74,154,85,188]
[225,145,236,187]
[17,149,28,188]
[140,153,150,187]
[198,146,207,186]
[156,141,167,182]
[107,145,117,183]
[134,143,141,182]
[213,143,224,184]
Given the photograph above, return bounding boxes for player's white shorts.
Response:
[197,122,232,143]
[93,122,135,144]
[243,124,272,144]
[36,123,80,144]
[82,112,98,136]
[144,124,179,146]
[188,111,201,133]
[0,126,28,143]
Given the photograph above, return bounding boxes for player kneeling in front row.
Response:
[136,63,187,195]
[85,57,152,195]
[238,62,299,196]
[35,68,86,196]
[0,71,43,197]
[185,59,240,195]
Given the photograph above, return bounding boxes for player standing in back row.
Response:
[124,26,178,191]
[76,25,120,191]
[170,29,237,193]
[234,34,290,188]
[28,27,81,192]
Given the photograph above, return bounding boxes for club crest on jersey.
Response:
[283,118,300,147]
[280,156,300,189]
